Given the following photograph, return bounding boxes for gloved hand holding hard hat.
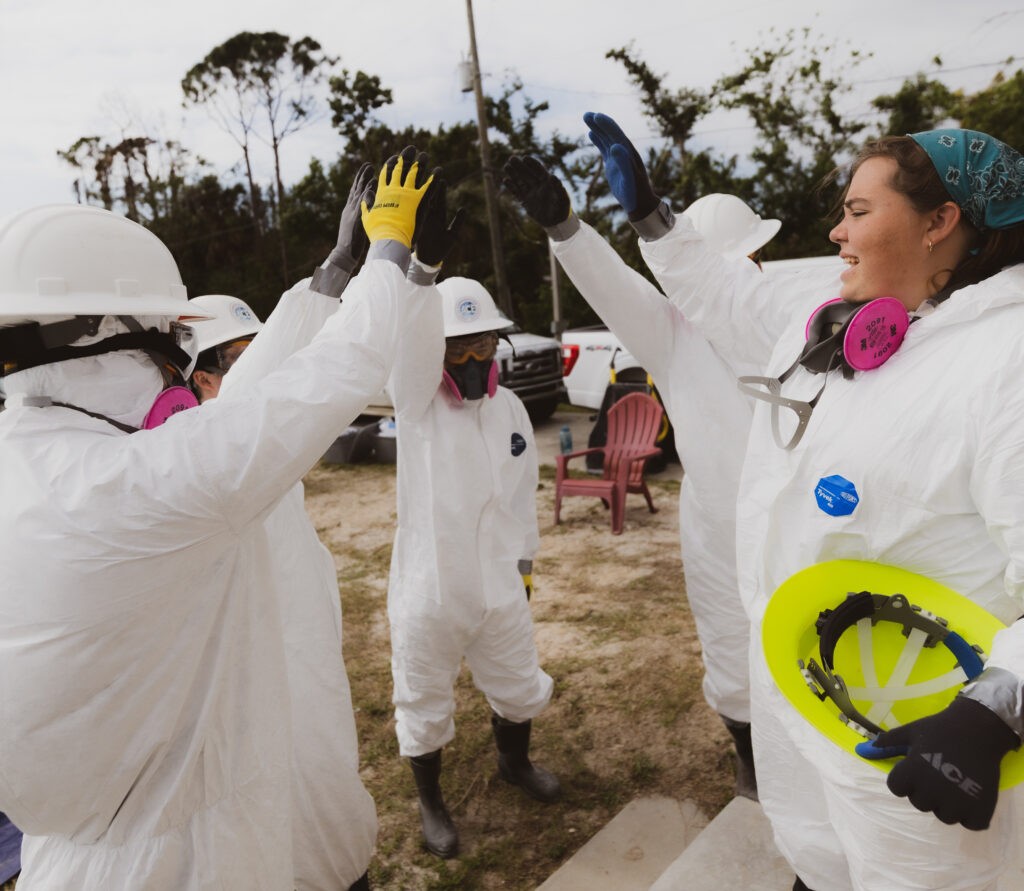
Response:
[865,691,1020,830]
[762,560,1024,830]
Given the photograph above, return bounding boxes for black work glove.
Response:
[502,155,571,229]
[862,696,1020,830]
[413,177,465,268]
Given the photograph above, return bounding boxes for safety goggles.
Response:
[213,338,252,373]
[445,331,498,365]
[197,337,252,376]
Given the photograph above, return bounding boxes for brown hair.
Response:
[832,136,1024,292]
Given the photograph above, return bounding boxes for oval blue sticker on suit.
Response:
[511,432,526,456]
[815,474,859,516]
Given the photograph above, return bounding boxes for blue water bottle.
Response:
[559,424,573,454]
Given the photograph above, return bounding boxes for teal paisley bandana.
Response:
[910,129,1024,230]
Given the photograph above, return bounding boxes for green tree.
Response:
[182,31,337,283]
[148,175,281,316]
[956,67,1024,151]
[58,134,208,224]
[327,69,393,144]
[872,69,958,137]
[711,27,869,257]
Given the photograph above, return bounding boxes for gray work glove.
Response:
[311,161,377,298]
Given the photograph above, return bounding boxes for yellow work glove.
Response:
[361,145,434,248]
[518,559,534,600]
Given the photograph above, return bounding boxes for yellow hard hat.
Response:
[762,560,1024,788]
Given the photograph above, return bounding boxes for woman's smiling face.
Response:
[829,157,935,310]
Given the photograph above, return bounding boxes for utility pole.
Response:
[549,241,565,339]
[464,0,513,317]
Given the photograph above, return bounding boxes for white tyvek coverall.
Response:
[388,379,553,757]
[551,220,754,721]
[0,259,420,890]
[217,278,396,890]
[642,215,1024,891]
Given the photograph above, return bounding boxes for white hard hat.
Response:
[682,193,781,261]
[437,277,510,337]
[0,204,198,327]
[187,294,263,354]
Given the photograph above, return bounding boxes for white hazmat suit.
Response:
[550,219,754,722]
[0,254,424,890]
[388,370,553,756]
[641,214,1024,891]
[203,279,396,890]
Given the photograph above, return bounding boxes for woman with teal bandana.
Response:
[586,116,1024,891]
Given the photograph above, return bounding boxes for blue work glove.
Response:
[502,155,572,229]
[857,696,1020,830]
[583,111,660,221]
[413,177,465,269]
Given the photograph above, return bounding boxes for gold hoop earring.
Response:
[928,240,934,254]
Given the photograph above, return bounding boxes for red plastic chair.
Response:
[554,392,664,535]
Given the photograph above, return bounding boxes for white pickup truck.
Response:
[560,256,844,410]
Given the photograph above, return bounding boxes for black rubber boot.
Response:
[721,715,758,802]
[408,750,459,858]
[491,713,562,803]
[793,877,816,891]
[347,873,370,891]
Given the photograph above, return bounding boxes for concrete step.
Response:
[538,792,1024,890]
[649,797,792,891]
[535,796,707,891]
[650,795,1024,891]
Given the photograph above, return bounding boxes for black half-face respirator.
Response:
[442,330,500,401]
[738,297,911,449]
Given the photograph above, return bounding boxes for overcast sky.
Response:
[2,0,1021,218]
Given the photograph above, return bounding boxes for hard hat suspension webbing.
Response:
[799,591,987,740]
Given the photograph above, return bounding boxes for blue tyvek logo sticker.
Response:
[815,474,859,516]
[510,432,526,456]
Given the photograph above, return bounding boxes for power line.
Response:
[854,57,1019,86]
[516,56,1018,102]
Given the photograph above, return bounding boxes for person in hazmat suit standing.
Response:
[386,271,561,859]
[0,145,437,890]
[583,111,1024,891]
[504,157,794,801]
